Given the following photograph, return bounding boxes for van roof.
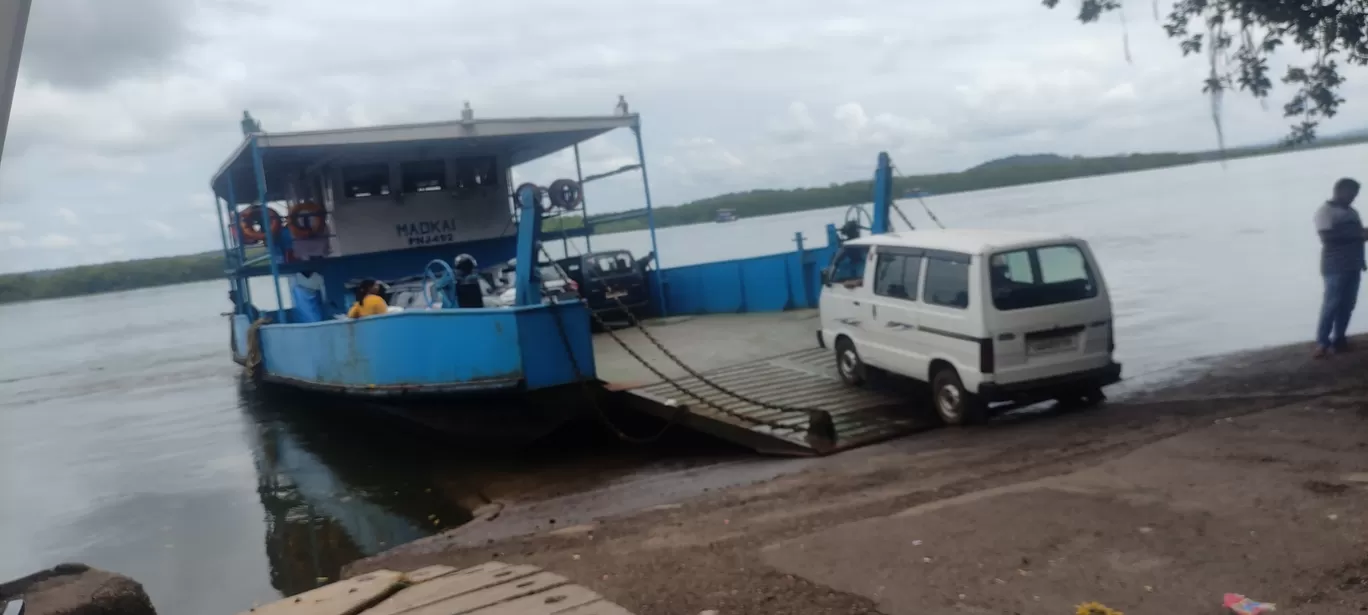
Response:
[844,229,1079,255]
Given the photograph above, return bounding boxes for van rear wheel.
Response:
[931,367,986,426]
[835,338,866,386]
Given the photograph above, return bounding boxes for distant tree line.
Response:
[590,134,1368,233]
[2,134,1364,305]
[0,252,232,305]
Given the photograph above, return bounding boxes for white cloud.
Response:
[144,220,175,238]
[4,235,27,249]
[0,0,1365,273]
[88,232,125,247]
[0,220,23,232]
[34,234,78,249]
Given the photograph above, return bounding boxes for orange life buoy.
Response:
[287,201,327,238]
[237,205,282,244]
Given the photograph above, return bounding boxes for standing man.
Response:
[1314,178,1365,357]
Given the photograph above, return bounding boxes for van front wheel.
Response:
[931,367,986,426]
[835,338,866,386]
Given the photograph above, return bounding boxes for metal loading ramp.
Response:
[612,348,925,456]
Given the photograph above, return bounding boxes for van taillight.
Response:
[979,339,994,374]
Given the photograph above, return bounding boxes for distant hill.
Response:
[4,131,1368,305]
[967,154,1071,172]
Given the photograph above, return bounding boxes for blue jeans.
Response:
[1317,270,1362,349]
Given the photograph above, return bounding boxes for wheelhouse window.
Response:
[828,245,869,287]
[923,254,970,309]
[400,160,446,193]
[341,163,391,199]
[453,156,499,192]
[989,244,1097,311]
[873,251,922,301]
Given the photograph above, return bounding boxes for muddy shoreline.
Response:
[346,338,1368,615]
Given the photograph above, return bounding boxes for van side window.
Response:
[829,246,869,286]
[924,256,969,309]
[990,244,1097,311]
[874,253,921,301]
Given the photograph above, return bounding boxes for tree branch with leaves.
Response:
[1044,0,1368,147]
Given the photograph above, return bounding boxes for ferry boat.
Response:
[714,208,739,223]
[209,103,919,452]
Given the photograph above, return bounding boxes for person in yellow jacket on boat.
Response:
[347,280,388,318]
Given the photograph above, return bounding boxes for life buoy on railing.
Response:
[237,205,283,244]
[514,182,549,214]
[548,179,582,211]
[287,201,327,238]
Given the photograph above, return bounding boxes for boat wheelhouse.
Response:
[211,108,662,405]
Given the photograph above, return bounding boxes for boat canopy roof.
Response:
[211,113,638,204]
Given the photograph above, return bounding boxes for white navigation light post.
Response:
[0,0,31,162]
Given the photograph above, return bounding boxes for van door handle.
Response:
[852,301,861,306]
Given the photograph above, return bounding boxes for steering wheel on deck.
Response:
[423,259,458,309]
[842,204,873,240]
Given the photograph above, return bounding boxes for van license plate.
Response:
[1028,336,1077,354]
[606,290,626,299]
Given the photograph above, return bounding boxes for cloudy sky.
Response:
[0,0,1365,273]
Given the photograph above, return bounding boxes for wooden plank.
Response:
[241,570,403,615]
[554,601,635,615]
[395,572,569,615]
[462,584,602,615]
[365,565,541,615]
[403,566,459,585]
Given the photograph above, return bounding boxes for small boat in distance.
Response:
[715,208,739,223]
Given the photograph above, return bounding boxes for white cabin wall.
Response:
[324,153,514,257]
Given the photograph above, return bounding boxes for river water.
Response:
[2,144,1364,612]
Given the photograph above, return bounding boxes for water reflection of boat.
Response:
[239,380,472,596]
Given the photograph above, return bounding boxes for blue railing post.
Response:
[793,231,810,309]
[224,175,252,307]
[871,152,892,235]
[632,119,667,316]
[250,136,286,323]
[573,143,592,253]
[513,184,544,306]
[214,195,232,270]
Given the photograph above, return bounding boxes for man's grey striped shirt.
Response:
[1314,202,1365,274]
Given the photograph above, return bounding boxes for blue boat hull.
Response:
[234,302,597,397]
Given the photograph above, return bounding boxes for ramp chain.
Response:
[539,246,837,444]
[539,249,687,444]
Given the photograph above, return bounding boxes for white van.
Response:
[817,229,1121,425]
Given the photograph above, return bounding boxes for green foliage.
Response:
[541,215,587,233]
[1044,0,1368,145]
[0,249,261,305]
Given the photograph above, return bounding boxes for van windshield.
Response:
[989,244,1098,311]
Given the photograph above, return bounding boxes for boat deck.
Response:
[593,311,928,456]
